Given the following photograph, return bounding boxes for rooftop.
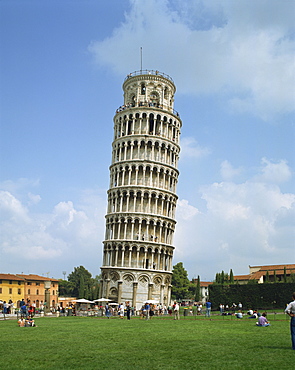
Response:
[124,70,174,83]
[0,273,25,281]
[16,274,59,282]
[249,264,295,271]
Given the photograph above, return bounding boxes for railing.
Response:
[115,101,180,117]
[124,70,174,83]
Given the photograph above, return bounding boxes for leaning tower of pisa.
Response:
[100,70,182,310]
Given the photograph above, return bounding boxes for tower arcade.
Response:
[100,70,182,309]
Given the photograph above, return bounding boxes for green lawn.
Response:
[0,313,293,369]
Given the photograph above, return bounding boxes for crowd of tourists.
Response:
[3,291,295,350]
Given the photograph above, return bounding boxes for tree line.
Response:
[171,262,295,302]
[58,266,100,301]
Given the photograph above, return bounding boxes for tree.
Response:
[92,275,101,300]
[194,275,201,302]
[221,270,225,284]
[265,271,270,283]
[171,262,191,300]
[290,273,295,283]
[58,279,74,296]
[214,273,220,284]
[78,274,85,299]
[284,267,287,283]
[68,266,95,300]
[229,269,234,284]
[273,270,277,283]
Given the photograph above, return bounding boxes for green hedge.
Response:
[208,282,295,310]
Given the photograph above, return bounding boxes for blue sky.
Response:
[1,0,294,281]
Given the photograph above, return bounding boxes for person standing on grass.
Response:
[119,303,125,319]
[285,292,295,350]
[145,302,150,320]
[173,301,180,320]
[205,300,212,317]
[105,304,111,319]
[126,304,131,320]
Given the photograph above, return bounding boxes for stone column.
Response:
[132,282,138,309]
[123,220,127,239]
[167,284,172,306]
[100,279,104,298]
[129,248,132,267]
[115,247,118,266]
[160,284,165,304]
[122,169,126,186]
[151,250,155,268]
[135,166,139,185]
[148,194,151,214]
[106,279,110,299]
[130,142,134,158]
[117,281,123,304]
[128,169,132,186]
[121,247,125,267]
[148,283,153,300]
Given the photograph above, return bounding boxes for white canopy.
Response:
[73,299,95,304]
[94,298,112,302]
[145,300,159,304]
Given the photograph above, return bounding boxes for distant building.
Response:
[0,273,25,307]
[233,264,295,284]
[191,279,212,303]
[231,274,250,285]
[0,273,59,309]
[191,264,295,300]
[58,297,77,308]
[16,274,59,308]
[247,264,295,283]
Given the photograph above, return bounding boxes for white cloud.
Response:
[174,157,295,279]
[254,157,292,184]
[0,190,30,223]
[220,160,243,181]
[0,185,106,275]
[1,156,294,280]
[177,199,200,220]
[89,0,295,120]
[28,192,41,205]
[180,137,211,159]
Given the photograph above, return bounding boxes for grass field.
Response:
[0,313,293,369]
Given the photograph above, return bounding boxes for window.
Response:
[36,282,40,286]
[27,282,31,285]
[9,288,12,294]
[164,86,168,99]
[0,288,2,293]
[9,280,12,284]
[52,283,55,287]
[28,289,30,294]
[0,280,2,284]
[52,290,55,295]
[18,289,21,294]
[18,281,22,285]
[36,290,39,295]
[141,83,146,95]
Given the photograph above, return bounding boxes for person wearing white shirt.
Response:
[285,292,295,350]
[173,302,180,320]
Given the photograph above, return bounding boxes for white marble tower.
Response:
[100,70,182,309]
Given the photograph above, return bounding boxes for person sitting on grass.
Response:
[18,318,25,327]
[236,311,243,319]
[248,310,258,319]
[256,312,270,327]
[28,317,37,327]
